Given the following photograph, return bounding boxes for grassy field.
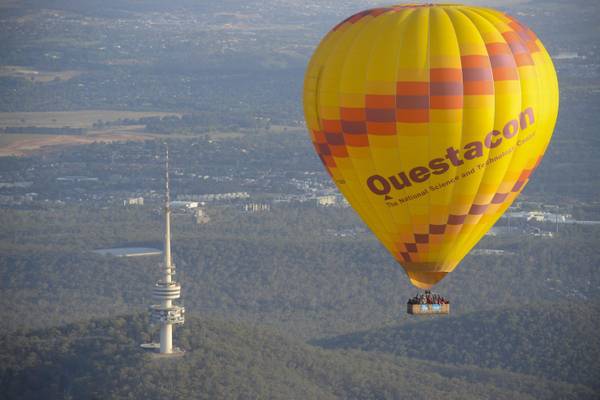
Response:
[0,110,181,129]
[0,133,43,148]
[0,111,303,156]
[0,66,82,83]
[0,131,154,157]
[0,110,184,156]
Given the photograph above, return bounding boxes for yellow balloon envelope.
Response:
[303,4,559,288]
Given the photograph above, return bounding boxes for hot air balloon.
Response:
[303,4,559,312]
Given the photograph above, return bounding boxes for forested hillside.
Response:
[1,203,598,339]
[0,314,595,400]
[315,305,600,390]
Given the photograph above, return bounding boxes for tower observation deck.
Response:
[142,144,185,356]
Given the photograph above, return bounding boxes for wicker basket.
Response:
[407,303,450,315]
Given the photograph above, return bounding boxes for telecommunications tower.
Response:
[142,144,185,356]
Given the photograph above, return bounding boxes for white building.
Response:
[124,197,144,206]
[170,200,198,209]
[316,195,337,207]
[195,207,210,224]
[243,203,271,212]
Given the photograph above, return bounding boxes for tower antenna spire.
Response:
[164,143,171,272]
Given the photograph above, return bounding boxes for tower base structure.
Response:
[142,292,185,356]
[140,342,185,358]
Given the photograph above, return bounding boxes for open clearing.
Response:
[0,110,182,156]
[0,131,153,157]
[0,111,302,156]
[0,129,250,157]
[0,66,82,83]
[0,110,181,129]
